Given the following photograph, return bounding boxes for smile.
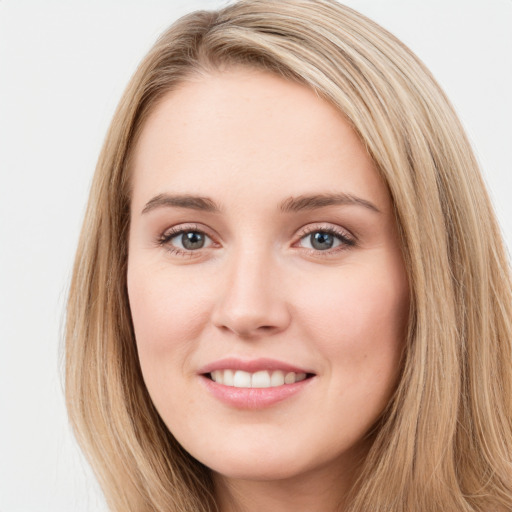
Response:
[199,358,315,409]
[209,369,308,388]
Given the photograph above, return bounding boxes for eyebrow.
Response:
[142,194,221,214]
[141,192,381,215]
[279,193,381,214]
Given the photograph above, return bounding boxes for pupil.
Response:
[182,232,204,250]
[311,232,333,250]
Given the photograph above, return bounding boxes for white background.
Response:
[0,1,511,511]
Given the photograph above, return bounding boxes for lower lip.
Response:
[200,375,314,409]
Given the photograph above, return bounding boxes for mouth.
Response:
[198,358,316,408]
[205,369,314,388]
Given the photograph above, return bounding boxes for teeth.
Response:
[211,370,223,385]
[233,370,251,388]
[223,369,234,386]
[210,369,308,388]
[251,370,270,388]
[270,370,285,386]
[284,372,295,384]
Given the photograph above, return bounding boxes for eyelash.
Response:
[157,224,213,258]
[157,223,356,258]
[296,225,356,257]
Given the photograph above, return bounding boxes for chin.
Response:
[210,457,306,482]
[190,437,342,483]
[181,436,299,481]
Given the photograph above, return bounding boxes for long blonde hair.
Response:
[65,1,512,510]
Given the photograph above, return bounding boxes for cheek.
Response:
[127,263,211,374]
[293,261,409,444]
[297,259,408,379]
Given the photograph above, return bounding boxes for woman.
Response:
[65,1,512,511]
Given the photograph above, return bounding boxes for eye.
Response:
[297,226,356,253]
[158,225,215,255]
[173,231,210,250]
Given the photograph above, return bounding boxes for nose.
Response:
[211,247,291,339]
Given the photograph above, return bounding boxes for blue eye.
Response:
[309,232,338,250]
[160,228,214,253]
[176,231,207,250]
[158,225,355,257]
[298,228,355,252]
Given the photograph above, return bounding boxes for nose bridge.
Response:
[212,242,290,337]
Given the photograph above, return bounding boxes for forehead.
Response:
[130,67,390,213]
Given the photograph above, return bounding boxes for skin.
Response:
[127,67,409,512]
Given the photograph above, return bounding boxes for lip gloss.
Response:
[200,374,313,409]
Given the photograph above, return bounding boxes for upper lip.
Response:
[198,357,314,375]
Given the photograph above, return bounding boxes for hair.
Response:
[65,1,512,510]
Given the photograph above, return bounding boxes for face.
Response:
[127,68,409,485]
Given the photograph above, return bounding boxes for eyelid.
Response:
[296,222,354,240]
[159,222,213,240]
[293,223,357,256]
[157,223,219,256]
[156,222,357,258]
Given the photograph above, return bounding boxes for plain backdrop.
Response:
[1,1,511,511]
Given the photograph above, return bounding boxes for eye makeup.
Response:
[156,221,357,259]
